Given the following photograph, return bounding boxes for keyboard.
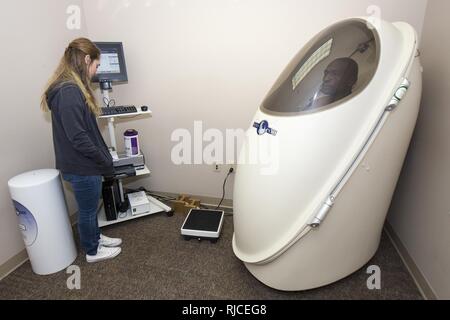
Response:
[101,106,138,116]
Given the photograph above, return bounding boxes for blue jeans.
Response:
[62,174,101,255]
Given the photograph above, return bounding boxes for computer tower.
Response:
[102,180,121,221]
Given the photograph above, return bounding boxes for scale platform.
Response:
[181,209,225,243]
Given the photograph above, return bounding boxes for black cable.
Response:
[149,193,177,202]
[102,97,116,108]
[118,211,128,219]
[137,187,178,202]
[124,187,177,202]
[215,168,234,210]
[124,167,235,212]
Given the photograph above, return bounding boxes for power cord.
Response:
[124,187,177,202]
[103,97,116,108]
[215,167,235,210]
[118,210,128,219]
[123,166,235,214]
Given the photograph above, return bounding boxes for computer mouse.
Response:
[141,106,148,112]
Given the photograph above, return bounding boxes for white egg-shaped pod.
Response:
[232,17,422,291]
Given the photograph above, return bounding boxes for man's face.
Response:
[320,60,349,96]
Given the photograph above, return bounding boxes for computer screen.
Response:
[92,42,128,83]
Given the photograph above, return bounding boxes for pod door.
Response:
[263,20,380,116]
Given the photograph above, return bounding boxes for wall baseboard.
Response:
[0,213,78,282]
[143,190,234,213]
[384,223,438,300]
[0,249,29,282]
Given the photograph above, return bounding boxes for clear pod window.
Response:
[262,21,380,115]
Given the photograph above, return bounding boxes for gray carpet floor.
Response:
[0,212,422,300]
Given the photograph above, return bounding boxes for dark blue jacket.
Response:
[47,83,113,176]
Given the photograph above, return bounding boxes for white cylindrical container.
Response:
[124,129,140,156]
[8,169,77,275]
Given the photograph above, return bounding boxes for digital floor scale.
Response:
[181,209,225,243]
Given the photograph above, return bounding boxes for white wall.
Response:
[83,0,428,199]
[0,1,87,267]
[388,0,450,299]
[0,0,428,271]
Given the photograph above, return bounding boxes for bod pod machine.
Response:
[232,17,422,291]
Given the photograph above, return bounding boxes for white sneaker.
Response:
[86,245,122,263]
[99,234,122,247]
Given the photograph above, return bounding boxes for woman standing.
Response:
[41,38,122,263]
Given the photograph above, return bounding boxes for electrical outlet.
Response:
[224,164,236,174]
[213,164,236,173]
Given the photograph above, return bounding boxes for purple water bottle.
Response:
[124,129,140,156]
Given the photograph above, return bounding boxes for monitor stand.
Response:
[101,83,124,208]
[99,83,171,221]
[100,80,113,91]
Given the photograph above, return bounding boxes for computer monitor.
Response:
[92,42,128,84]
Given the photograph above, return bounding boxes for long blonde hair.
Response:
[41,38,101,115]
